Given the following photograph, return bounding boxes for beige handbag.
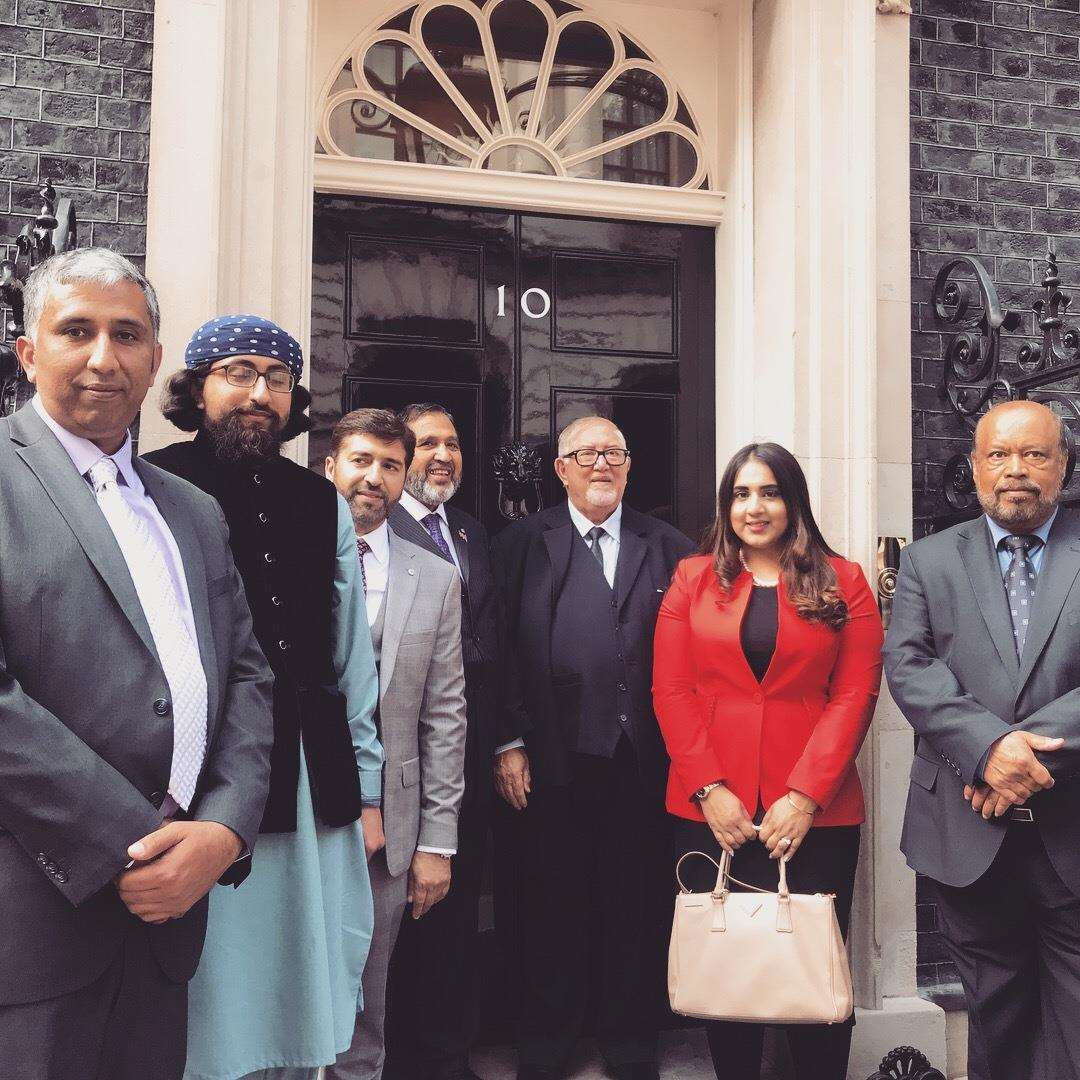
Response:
[668,850,853,1024]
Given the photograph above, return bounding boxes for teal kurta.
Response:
[183,497,382,1080]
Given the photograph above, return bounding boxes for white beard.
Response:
[585,485,618,509]
[405,470,460,507]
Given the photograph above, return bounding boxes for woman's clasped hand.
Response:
[700,785,818,858]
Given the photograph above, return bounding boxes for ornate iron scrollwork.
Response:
[934,247,1080,510]
[492,441,544,521]
[0,180,79,416]
[865,1045,944,1080]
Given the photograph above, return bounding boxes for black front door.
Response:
[310,195,715,539]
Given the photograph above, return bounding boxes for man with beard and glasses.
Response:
[324,408,466,1080]
[145,315,383,1080]
[886,400,1080,1080]
[384,404,508,1080]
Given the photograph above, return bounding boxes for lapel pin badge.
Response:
[458,528,467,542]
[408,567,415,576]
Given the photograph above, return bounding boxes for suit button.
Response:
[149,790,165,809]
[253,473,262,485]
[55,870,68,884]
[619,714,628,723]
[36,853,47,866]
[264,552,276,565]
[610,599,617,609]
[258,512,269,524]
[153,698,170,716]
[618,682,628,692]
[271,595,282,606]
[754,693,764,704]
[278,639,290,651]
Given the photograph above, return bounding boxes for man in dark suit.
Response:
[385,402,501,1080]
[492,416,694,1080]
[885,400,1080,1080]
[0,248,273,1079]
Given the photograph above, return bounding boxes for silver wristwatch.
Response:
[693,781,722,801]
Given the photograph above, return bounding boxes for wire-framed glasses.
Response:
[209,362,296,394]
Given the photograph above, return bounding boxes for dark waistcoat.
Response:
[144,434,364,832]
[550,533,640,758]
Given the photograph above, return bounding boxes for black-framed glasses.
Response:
[562,447,630,467]
[209,362,295,394]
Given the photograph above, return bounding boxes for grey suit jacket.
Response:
[379,530,467,876]
[884,508,1080,893]
[0,403,274,1005]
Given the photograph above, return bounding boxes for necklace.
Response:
[739,549,779,587]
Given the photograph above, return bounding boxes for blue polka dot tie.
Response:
[1002,534,1041,657]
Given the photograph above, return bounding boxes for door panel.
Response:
[310,195,714,540]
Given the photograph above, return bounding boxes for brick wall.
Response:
[911,0,1080,541]
[0,0,152,269]
[910,0,1080,996]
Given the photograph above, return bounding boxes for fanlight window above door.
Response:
[316,0,709,190]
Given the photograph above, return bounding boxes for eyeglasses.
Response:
[562,447,629,468]
[209,362,295,394]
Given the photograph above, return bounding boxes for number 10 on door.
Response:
[497,285,551,320]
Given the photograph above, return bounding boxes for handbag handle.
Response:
[675,850,791,899]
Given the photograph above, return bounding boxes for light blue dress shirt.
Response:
[985,509,1058,579]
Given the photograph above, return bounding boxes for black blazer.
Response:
[491,502,694,797]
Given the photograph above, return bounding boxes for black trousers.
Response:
[515,737,671,1071]
[932,824,1080,1080]
[384,793,489,1079]
[0,919,188,1080]
[673,818,860,1080]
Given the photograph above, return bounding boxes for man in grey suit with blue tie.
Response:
[0,249,274,1079]
[885,400,1080,1080]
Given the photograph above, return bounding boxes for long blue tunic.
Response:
[183,497,382,1080]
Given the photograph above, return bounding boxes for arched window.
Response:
[316,0,709,190]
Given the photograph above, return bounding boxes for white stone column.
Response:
[141,0,317,457]
[750,3,945,1076]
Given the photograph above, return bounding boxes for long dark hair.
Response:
[159,366,313,441]
[702,442,848,631]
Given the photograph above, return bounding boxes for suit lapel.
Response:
[137,460,220,728]
[447,508,471,589]
[1017,514,1080,696]
[541,505,575,601]
[614,515,647,611]
[389,504,444,561]
[10,407,160,665]
[381,532,419,700]
[956,520,1021,681]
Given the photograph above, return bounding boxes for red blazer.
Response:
[653,555,883,827]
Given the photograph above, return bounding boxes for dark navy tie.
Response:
[422,513,455,563]
[1002,534,1041,657]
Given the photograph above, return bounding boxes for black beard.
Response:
[203,410,284,465]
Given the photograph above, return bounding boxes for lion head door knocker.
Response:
[492,442,544,521]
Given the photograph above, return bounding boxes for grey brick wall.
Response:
[910,0,1080,997]
[0,0,152,269]
[911,0,1080,541]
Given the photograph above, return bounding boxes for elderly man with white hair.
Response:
[491,416,694,1080]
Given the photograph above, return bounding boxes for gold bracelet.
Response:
[785,793,816,816]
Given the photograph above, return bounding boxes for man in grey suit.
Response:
[885,399,1080,1080]
[325,407,467,1080]
[0,248,273,1079]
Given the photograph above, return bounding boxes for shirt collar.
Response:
[985,507,1058,552]
[359,519,390,564]
[32,394,140,492]
[566,497,622,542]
[399,489,448,526]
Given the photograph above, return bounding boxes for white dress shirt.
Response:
[33,395,205,814]
[358,519,390,627]
[567,497,622,589]
[495,499,624,757]
[398,489,462,577]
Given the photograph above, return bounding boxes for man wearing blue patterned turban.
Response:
[145,314,383,1080]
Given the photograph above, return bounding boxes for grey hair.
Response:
[22,247,161,341]
[556,415,627,458]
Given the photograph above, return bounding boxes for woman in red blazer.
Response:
[653,442,883,1080]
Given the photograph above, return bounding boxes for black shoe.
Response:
[607,1064,660,1080]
